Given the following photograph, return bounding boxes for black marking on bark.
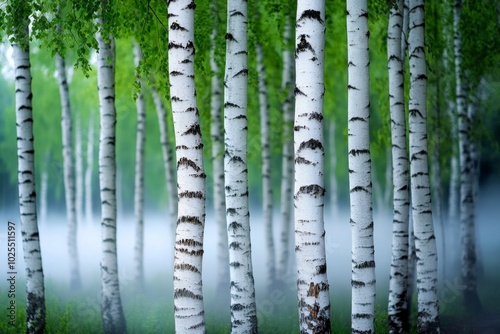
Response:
[228,221,243,232]
[174,288,203,300]
[233,69,248,78]
[309,112,323,121]
[184,1,196,10]
[175,263,201,273]
[170,71,183,76]
[230,11,245,17]
[295,156,313,165]
[347,84,359,90]
[168,42,184,49]
[296,34,315,55]
[317,264,327,275]
[349,117,366,122]
[178,191,204,199]
[298,10,324,24]
[224,102,241,109]
[350,186,370,194]
[183,123,201,136]
[229,261,241,268]
[225,33,237,42]
[298,139,323,152]
[349,149,370,156]
[294,87,307,96]
[170,22,187,31]
[177,157,201,171]
[354,260,375,269]
[296,184,325,197]
[177,238,203,247]
[181,58,192,64]
[177,216,203,225]
[229,156,244,164]
[229,242,242,250]
[294,125,306,131]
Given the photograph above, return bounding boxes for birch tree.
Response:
[278,18,295,280]
[347,0,376,332]
[56,48,82,289]
[8,1,46,331]
[209,6,230,295]
[85,112,95,225]
[256,41,276,290]
[387,1,410,332]
[453,0,481,312]
[96,8,127,333]
[408,0,440,331]
[294,2,331,332]
[133,41,146,288]
[151,86,177,233]
[167,1,207,331]
[75,115,84,225]
[224,0,258,331]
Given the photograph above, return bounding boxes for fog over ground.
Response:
[1,183,499,316]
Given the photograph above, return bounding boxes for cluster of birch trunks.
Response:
[7,0,490,333]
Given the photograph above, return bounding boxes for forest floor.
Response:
[441,313,500,334]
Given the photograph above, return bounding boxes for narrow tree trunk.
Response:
[133,41,146,288]
[294,2,331,333]
[224,1,258,331]
[408,1,440,332]
[151,86,177,234]
[85,112,95,226]
[257,42,276,290]
[347,1,376,332]
[75,115,84,225]
[56,51,81,290]
[168,1,207,332]
[39,162,49,225]
[96,23,127,333]
[278,19,295,280]
[387,1,410,332]
[12,17,46,334]
[209,17,230,297]
[454,0,482,314]
[329,121,338,219]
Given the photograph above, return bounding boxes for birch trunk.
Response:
[209,22,230,295]
[75,115,84,225]
[278,19,295,280]
[168,1,207,332]
[387,1,410,332]
[408,1,440,331]
[151,86,177,233]
[85,112,95,226]
[347,1,376,332]
[39,164,48,225]
[96,24,127,333]
[13,18,46,334]
[329,121,337,219]
[56,51,81,290]
[257,42,276,290]
[294,3,331,333]
[453,0,481,312]
[224,1,258,331]
[133,41,146,288]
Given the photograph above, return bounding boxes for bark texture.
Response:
[224,1,258,332]
[13,20,46,334]
[294,2,331,333]
[96,25,127,334]
[347,1,376,332]
[56,51,81,290]
[168,1,207,332]
[408,1,440,332]
[387,1,410,332]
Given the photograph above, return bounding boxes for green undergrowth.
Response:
[3,274,499,333]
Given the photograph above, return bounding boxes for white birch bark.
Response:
[133,41,146,288]
[168,1,206,332]
[13,20,46,334]
[347,1,376,332]
[151,86,177,233]
[387,1,410,332]
[40,165,48,225]
[329,121,338,219]
[224,1,258,331]
[408,1,440,332]
[209,22,230,295]
[257,42,276,289]
[294,3,331,333]
[56,51,81,290]
[96,23,127,333]
[75,115,84,225]
[85,112,95,226]
[453,0,481,312]
[278,19,295,280]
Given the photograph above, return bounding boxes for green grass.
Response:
[2,274,499,333]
